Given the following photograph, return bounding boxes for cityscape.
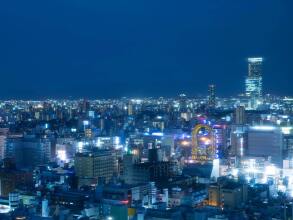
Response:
[0,1,292,220]
[0,57,293,219]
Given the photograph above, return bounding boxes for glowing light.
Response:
[152,132,164,137]
[250,126,276,131]
[248,57,263,62]
[57,150,67,161]
[231,168,239,177]
[281,127,292,135]
[77,142,84,152]
[199,137,211,145]
[200,137,207,141]
[120,200,129,205]
[181,141,190,146]
[265,165,277,176]
[132,149,139,155]
[114,137,120,145]
[0,205,10,213]
[83,120,89,126]
[115,145,123,150]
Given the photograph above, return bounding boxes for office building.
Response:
[74,150,117,187]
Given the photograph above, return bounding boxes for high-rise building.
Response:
[245,58,263,109]
[245,58,263,98]
[208,84,216,108]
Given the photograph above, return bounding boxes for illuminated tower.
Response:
[245,57,263,109]
[245,58,263,98]
[208,85,216,108]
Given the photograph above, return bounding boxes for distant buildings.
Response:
[0,67,292,219]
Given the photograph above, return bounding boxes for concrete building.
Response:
[74,150,117,187]
[208,181,247,209]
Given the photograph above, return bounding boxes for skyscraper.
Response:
[245,58,263,98]
[208,84,216,108]
[245,57,263,109]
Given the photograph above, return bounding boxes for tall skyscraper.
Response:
[245,58,263,98]
[245,57,263,109]
[208,84,216,108]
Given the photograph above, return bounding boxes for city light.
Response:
[0,4,290,218]
[250,126,276,131]
[57,150,67,161]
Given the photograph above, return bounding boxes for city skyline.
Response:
[0,0,292,99]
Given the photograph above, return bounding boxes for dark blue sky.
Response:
[0,0,292,99]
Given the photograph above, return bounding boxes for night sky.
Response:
[0,0,292,99]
